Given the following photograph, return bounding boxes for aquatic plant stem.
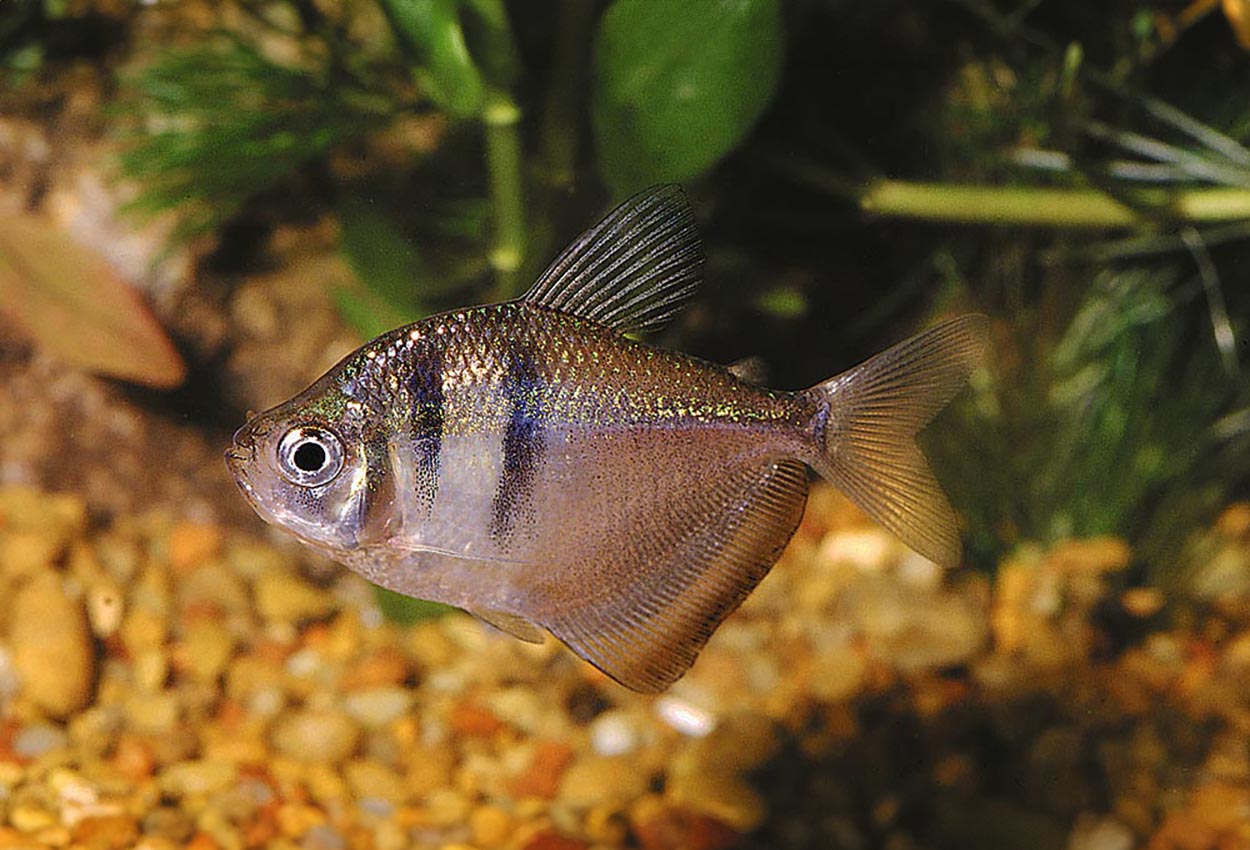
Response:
[484,88,525,298]
[858,180,1250,227]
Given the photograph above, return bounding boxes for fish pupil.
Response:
[293,441,327,472]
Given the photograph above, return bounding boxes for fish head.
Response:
[225,372,394,555]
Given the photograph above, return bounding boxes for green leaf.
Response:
[338,197,428,315]
[331,285,417,340]
[379,0,485,117]
[592,0,784,196]
[372,586,454,624]
[0,212,186,389]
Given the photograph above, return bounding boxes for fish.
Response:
[226,185,988,693]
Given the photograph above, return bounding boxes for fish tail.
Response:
[802,314,989,567]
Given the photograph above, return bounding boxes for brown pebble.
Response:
[559,756,648,809]
[1122,588,1165,618]
[584,805,629,845]
[1215,502,1250,539]
[275,803,326,839]
[1,530,65,578]
[168,522,223,573]
[184,833,221,850]
[72,814,140,850]
[1048,537,1132,575]
[405,744,454,796]
[271,708,359,764]
[10,574,94,718]
[344,759,409,805]
[630,796,739,850]
[254,571,334,624]
[340,647,410,690]
[111,735,156,782]
[449,700,505,737]
[520,831,591,850]
[469,805,514,848]
[512,740,574,799]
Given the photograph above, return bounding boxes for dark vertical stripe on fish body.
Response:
[490,350,545,542]
[407,345,444,513]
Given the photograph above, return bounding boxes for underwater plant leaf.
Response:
[372,586,453,624]
[592,0,783,196]
[379,0,484,117]
[0,212,186,388]
[338,197,429,316]
[116,38,395,241]
[331,284,418,341]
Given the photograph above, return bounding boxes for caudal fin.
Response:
[805,314,989,568]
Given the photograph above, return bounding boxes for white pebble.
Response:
[655,695,716,738]
[343,687,414,728]
[589,710,640,756]
[1067,815,1134,850]
[12,724,68,758]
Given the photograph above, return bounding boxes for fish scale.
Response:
[227,185,988,692]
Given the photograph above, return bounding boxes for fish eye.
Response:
[276,426,344,487]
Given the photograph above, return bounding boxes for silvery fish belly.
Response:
[226,185,988,692]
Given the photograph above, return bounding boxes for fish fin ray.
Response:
[521,185,704,334]
[545,460,808,693]
[471,608,546,644]
[805,314,989,568]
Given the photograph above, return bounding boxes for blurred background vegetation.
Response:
[2,0,1249,591]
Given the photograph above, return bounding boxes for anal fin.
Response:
[471,608,547,644]
[546,460,809,693]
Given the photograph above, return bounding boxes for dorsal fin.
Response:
[521,185,705,334]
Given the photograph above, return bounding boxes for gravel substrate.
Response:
[1,484,1249,850]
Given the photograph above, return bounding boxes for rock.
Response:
[175,622,234,682]
[589,710,642,757]
[1,529,65,578]
[85,582,125,638]
[405,744,455,796]
[275,804,327,839]
[158,760,238,798]
[629,796,739,850]
[654,696,716,737]
[1048,537,1132,576]
[512,741,573,799]
[167,522,222,573]
[808,642,866,703]
[584,805,629,845]
[123,691,180,734]
[72,814,140,850]
[420,789,471,827]
[339,647,409,690]
[10,574,94,718]
[254,571,334,624]
[520,832,590,850]
[449,700,505,737]
[272,708,359,764]
[11,723,68,759]
[469,805,514,848]
[111,735,156,782]
[558,756,648,809]
[343,759,408,805]
[666,770,766,833]
[8,802,56,833]
[1066,815,1134,850]
[343,687,414,728]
